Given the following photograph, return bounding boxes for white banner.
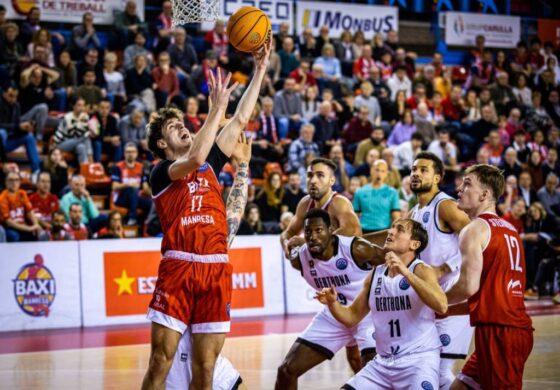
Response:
[445,12,520,48]
[296,2,398,39]
[80,236,285,327]
[0,242,81,332]
[5,0,145,25]
[202,0,293,32]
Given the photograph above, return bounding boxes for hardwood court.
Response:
[0,315,558,389]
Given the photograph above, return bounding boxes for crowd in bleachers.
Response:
[0,3,560,298]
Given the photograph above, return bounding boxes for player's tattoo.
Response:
[226,163,249,248]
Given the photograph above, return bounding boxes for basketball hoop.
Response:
[171,0,220,26]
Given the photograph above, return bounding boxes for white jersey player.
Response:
[316,218,448,390]
[276,208,381,390]
[409,152,473,389]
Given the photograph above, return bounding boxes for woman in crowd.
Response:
[513,73,532,107]
[301,87,319,121]
[237,203,266,235]
[255,171,284,223]
[527,150,545,190]
[55,50,77,98]
[96,211,124,239]
[103,52,127,114]
[27,28,54,67]
[53,97,93,164]
[388,109,416,146]
[45,147,69,197]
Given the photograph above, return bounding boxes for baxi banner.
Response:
[296,2,398,39]
[445,11,520,48]
[5,0,145,25]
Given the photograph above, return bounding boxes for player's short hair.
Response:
[400,219,428,255]
[465,164,505,201]
[304,208,331,228]
[310,157,337,174]
[147,107,183,160]
[414,152,444,176]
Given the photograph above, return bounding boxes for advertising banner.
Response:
[0,242,81,332]
[445,12,520,48]
[202,0,293,32]
[538,19,560,48]
[5,0,145,25]
[81,236,284,327]
[296,2,398,39]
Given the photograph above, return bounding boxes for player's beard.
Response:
[410,181,433,194]
[309,187,327,200]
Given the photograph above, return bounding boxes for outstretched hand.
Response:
[208,71,239,111]
[253,31,272,70]
[315,287,338,305]
[231,132,252,167]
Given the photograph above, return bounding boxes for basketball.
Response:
[227,6,271,53]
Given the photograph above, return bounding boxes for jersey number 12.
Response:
[504,234,522,272]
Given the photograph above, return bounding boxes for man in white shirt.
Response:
[387,65,412,101]
[394,132,424,174]
[428,129,458,171]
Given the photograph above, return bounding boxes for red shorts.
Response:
[147,255,232,334]
[459,325,533,390]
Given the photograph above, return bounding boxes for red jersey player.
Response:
[446,164,533,390]
[142,39,271,390]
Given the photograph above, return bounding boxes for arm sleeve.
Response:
[150,160,174,195]
[207,144,229,174]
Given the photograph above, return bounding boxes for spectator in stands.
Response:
[462,89,482,125]
[547,127,560,153]
[274,22,292,51]
[518,171,538,207]
[315,25,332,55]
[428,128,458,171]
[441,85,464,126]
[537,173,560,218]
[545,90,560,127]
[329,144,353,192]
[310,101,340,153]
[528,37,545,70]
[0,171,42,242]
[64,202,90,240]
[45,147,68,197]
[103,52,126,113]
[77,48,106,89]
[97,210,125,239]
[114,0,148,50]
[168,27,198,75]
[513,73,532,107]
[29,171,59,231]
[399,175,417,212]
[123,32,152,71]
[387,109,416,147]
[26,28,54,67]
[125,54,156,113]
[413,102,437,144]
[335,31,356,75]
[489,71,516,116]
[69,12,102,60]
[60,175,106,233]
[352,31,366,58]
[393,132,424,176]
[281,171,305,214]
[53,97,92,164]
[413,65,435,99]
[278,37,299,79]
[0,84,41,175]
[353,159,400,233]
[203,19,228,64]
[119,110,148,156]
[382,148,401,189]
[274,77,303,138]
[342,106,373,149]
[314,44,341,81]
[528,150,545,190]
[536,68,556,101]
[501,147,523,179]
[192,50,223,104]
[481,129,505,166]
[528,129,548,162]
[75,68,104,114]
[525,91,552,133]
[152,51,183,108]
[354,148,380,182]
[19,6,41,47]
[406,83,429,110]
[256,171,283,223]
[498,174,520,215]
[434,67,452,99]
[19,64,59,140]
[342,176,361,202]
[298,28,317,59]
[381,89,406,126]
[354,81,381,126]
[184,97,202,133]
[287,123,319,172]
[45,210,72,241]
[56,50,78,96]
[151,0,173,55]
[0,23,26,79]
[254,97,283,163]
[353,45,375,83]
[387,65,412,101]
[367,66,390,99]
[471,104,497,144]
[467,49,494,91]
[502,198,526,233]
[300,86,319,121]
[494,50,513,78]
[542,148,560,178]
[238,203,266,235]
[111,142,151,225]
[511,129,530,163]
[354,126,385,167]
[89,99,121,163]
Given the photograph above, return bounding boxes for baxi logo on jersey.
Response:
[335,258,348,270]
[439,333,451,347]
[421,381,434,390]
[399,278,411,290]
[422,212,430,223]
[13,254,56,317]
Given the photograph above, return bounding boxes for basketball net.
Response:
[171,0,220,26]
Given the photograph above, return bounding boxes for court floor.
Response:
[0,314,559,389]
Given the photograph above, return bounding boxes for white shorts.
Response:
[342,350,440,390]
[439,275,474,358]
[297,308,376,359]
[166,330,242,390]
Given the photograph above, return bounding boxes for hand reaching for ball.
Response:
[253,30,272,71]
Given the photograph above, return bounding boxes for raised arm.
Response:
[315,272,372,328]
[216,37,272,157]
[168,72,237,181]
[446,220,487,304]
[280,197,308,256]
[226,133,252,248]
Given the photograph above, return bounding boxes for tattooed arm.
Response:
[226,133,252,248]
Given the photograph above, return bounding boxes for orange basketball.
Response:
[227,6,271,53]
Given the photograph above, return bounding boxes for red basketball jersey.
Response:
[467,213,532,329]
[152,151,228,256]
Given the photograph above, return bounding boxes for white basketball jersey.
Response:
[298,235,371,306]
[410,192,461,279]
[368,259,440,358]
